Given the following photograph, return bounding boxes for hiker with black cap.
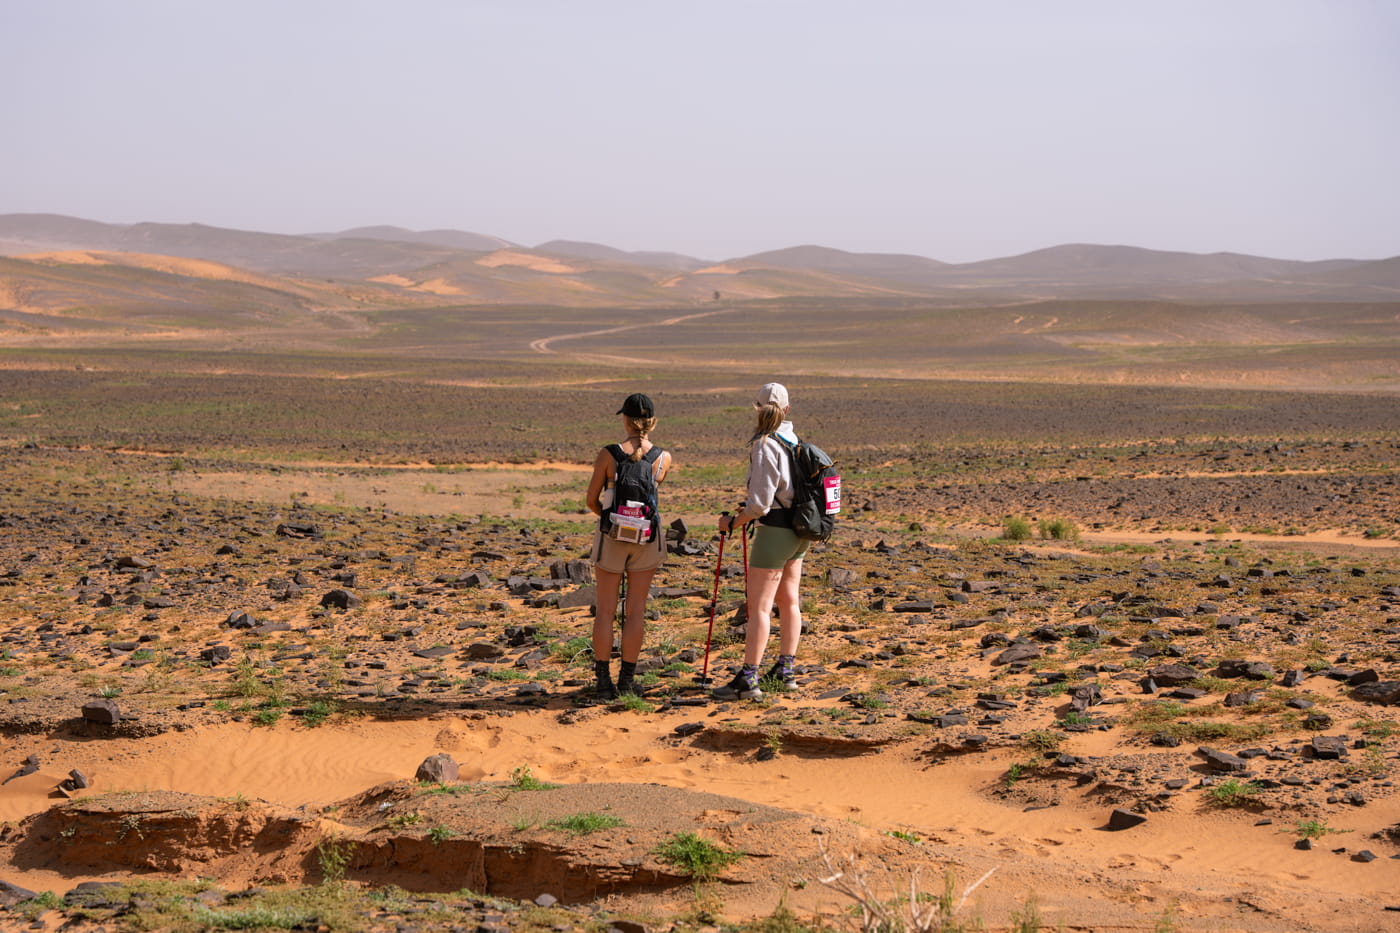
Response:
[584,393,672,699]
[712,382,808,700]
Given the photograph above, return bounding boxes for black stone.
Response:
[1106,808,1148,831]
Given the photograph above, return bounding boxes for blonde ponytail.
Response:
[748,401,784,446]
[626,415,657,461]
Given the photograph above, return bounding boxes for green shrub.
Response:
[545,812,624,836]
[301,700,334,727]
[1001,515,1032,541]
[1037,518,1078,541]
[618,693,654,712]
[654,831,744,881]
[509,766,558,791]
[1291,819,1349,840]
[1203,778,1264,808]
[1020,730,1064,752]
[316,834,352,885]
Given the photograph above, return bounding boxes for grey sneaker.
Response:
[711,671,763,701]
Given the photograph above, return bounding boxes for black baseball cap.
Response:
[616,393,654,418]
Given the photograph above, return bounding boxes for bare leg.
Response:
[774,558,804,657]
[743,566,784,667]
[619,569,656,662]
[593,568,622,663]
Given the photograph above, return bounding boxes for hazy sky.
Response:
[5,1,1398,261]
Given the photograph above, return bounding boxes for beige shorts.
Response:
[592,524,667,574]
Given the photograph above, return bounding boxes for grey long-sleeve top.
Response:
[735,421,798,524]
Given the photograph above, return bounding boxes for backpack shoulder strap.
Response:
[641,445,663,464]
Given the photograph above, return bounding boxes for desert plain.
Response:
[0,221,1397,932]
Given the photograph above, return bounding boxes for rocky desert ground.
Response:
[0,227,1397,931]
[0,363,1394,933]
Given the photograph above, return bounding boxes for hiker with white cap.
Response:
[713,382,808,700]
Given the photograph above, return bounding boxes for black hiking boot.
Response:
[616,660,639,696]
[594,676,619,701]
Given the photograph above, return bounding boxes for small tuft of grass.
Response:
[1003,758,1042,789]
[1203,778,1265,808]
[1354,719,1398,740]
[384,811,421,829]
[301,700,334,727]
[1020,730,1064,753]
[545,811,625,836]
[1290,818,1350,841]
[617,693,655,713]
[550,636,592,662]
[509,766,559,791]
[653,831,744,881]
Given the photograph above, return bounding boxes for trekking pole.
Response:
[616,572,626,660]
[699,515,728,685]
[742,523,750,601]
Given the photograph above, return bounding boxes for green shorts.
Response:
[749,523,810,569]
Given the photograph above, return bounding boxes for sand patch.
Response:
[3,713,1396,929]
[475,250,576,274]
[20,250,288,291]
[367,274,467,296]
[168,463,590,520]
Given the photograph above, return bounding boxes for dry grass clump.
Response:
[816,844,995,932]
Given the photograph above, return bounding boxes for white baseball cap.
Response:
[755,382,789,409]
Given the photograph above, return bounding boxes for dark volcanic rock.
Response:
[1148,663,1200,687]
[3,754,40,785]
[320,589,361,610]
[557,586,596,610]
[1070,684,1102,712]
[992,643,1041,666]
[1107,808,1148,831]
[1309,736,1348,760]
[0,879,38,907]
[1217,659,1276,680]
[81,699,122,724]
[1352,681,1400,705]
[225,610,257,629]
[1195,746,1248,772]
[276,522,320,539]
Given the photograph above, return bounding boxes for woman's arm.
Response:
[732,438,783,525]
[584,447,613,515]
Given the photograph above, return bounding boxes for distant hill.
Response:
[0,213,1396,307]
[947,244,1360,285]
[307,225,515,253]
[737,245,950,277]
[534,239,709,272]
